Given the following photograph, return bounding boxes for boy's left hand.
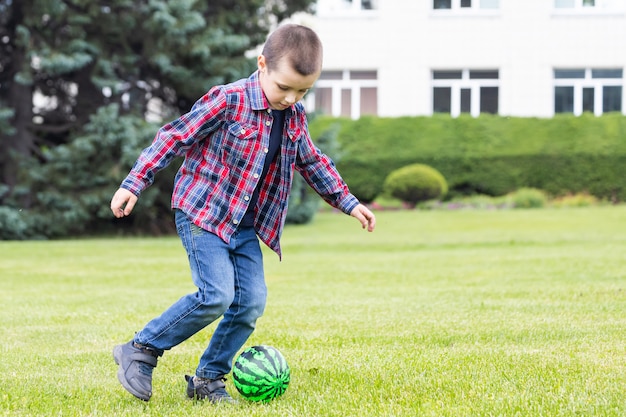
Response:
[350,204,376,232]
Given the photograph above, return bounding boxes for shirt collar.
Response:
[247,70,270,111]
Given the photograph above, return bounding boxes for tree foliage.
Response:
[0,0,316,239]
[18,104,169,238]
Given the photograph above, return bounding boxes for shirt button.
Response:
[265,121,271,126]
[240,129,246,134]
[233,219,239,225]
[263,147,269,153]
[244,195,250,201]
[253,173,259,179]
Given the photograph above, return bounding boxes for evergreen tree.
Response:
[0,0,316,238]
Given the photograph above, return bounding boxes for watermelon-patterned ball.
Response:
[233,345,290,402]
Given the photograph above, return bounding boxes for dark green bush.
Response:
[310,113,626,203]
[384,164,447,208]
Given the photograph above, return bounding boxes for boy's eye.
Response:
[277,84,308,94]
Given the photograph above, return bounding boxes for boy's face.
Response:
[258,55,320,111]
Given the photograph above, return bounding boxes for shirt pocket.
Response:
[286,122,303,142]
[226,121,258,141]
[222,121,260,169]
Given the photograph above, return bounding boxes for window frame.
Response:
[432,0,500,15]
[431,69,500,117]
[552,0,626,15]
[553,68,624,116]
[310,69,378,119]
[315,0,380,17]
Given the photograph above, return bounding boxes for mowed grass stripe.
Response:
[1,207,625,416]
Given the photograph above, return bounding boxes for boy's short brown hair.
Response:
[261,24,323,76]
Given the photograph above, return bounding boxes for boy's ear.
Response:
[257,55,267,73]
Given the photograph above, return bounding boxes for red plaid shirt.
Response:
[121,71,359,257]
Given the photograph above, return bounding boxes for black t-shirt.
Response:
[240,109,286,227]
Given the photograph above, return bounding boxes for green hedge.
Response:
[309,113,626,202]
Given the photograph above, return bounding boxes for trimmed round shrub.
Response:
[383,163,448,208]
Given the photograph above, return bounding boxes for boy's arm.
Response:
[110,188,138,218]
[350,203,376,232]
[110,87,226,217]
[122,89,225,195]
[295,117,375,232]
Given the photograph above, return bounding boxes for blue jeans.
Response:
[134,210,267,379]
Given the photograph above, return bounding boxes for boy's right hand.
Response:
[110,188,138,218]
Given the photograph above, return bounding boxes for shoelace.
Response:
[137,361,155,376]
[132,343,160,377]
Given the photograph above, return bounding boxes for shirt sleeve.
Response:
[121,87,227,195]
[295,116,360,215]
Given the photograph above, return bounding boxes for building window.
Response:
[311,70,378,119]
[555,0,595,8]
[433,0,499,11]
[360,0,377,10]
[316,0,379,15]
[554,0,600,9]
[553,0,625,14]
[432,69,499,117]
[554,68,623,115]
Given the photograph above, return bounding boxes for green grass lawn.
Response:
[1,207,626,416]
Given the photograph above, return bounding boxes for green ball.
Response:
[233,345,290,402]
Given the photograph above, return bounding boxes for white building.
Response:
[303,0,626,119]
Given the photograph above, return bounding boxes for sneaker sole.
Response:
[113,345,151,401]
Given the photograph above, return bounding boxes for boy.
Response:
[110,23,376,403]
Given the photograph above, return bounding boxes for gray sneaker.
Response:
[113,341,160,401]
[185,375,236,403]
